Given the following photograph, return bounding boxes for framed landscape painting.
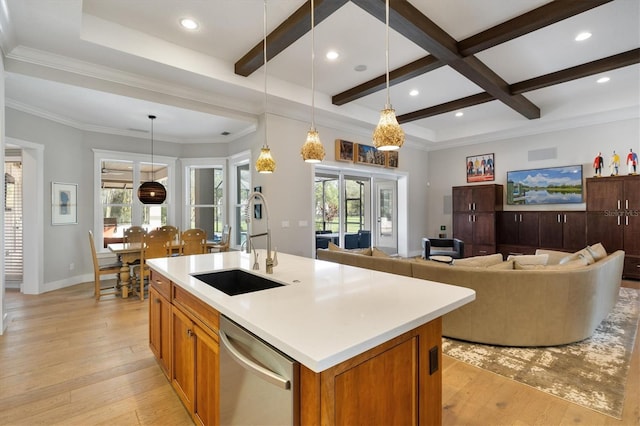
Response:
[355,144,386,166]
[506,165,583,205]
[466,153,495,182]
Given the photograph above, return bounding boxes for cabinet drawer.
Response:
[150,270,171,300]
[173,285,220,333]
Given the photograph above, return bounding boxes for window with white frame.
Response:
[94,149,176,250]
[183,158,225,242]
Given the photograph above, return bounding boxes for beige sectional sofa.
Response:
[316,246,625,346]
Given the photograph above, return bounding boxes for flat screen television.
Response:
[506,165,583,205]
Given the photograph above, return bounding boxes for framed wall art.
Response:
[51,182,78,225]
[506,165,583,205]
[386,151,399,168]
[355,144,386,166]
[335,139,355,162]
[466,153,495,183]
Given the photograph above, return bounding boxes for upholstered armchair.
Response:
[422,238,464,259]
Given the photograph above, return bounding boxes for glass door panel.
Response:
[376,180,397,254]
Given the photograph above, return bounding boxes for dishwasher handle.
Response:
[219,329,291,390]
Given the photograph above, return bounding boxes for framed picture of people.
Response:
[466,153,495,183]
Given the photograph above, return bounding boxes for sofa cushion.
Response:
[452,253,503,267]
[587,243,607,261]
[534,249,570,265]
[507,254,549,265]
[328,242,372,256]
[488,260,514,269]
[515,257,589,270]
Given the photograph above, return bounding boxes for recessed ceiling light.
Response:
[575,32,591,41]
[455,111,464,117]
[326,50,339,60]
[597,76,610,84]
[354,64,367,72]
[180,18,199,30]
[409,89,419,97]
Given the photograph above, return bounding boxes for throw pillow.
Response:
[544,257,590,270]
[587,242,607,261]
[507,254,549,265]
[453,253,503,267]
[559,247,595,265]
[371,247,391,257]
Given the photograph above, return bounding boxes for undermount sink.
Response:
[192,269,284,296]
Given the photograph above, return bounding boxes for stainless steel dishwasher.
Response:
[219,315,299,425]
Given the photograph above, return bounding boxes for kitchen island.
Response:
[147,250,475,425]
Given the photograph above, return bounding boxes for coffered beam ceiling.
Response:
[235,0,619,122]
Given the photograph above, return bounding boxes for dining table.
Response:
[107,240,222,298]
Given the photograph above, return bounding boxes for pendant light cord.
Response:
[311,0,316,129]
[263,0,269,148]
[385,0,390,108]
[149,115,156,179]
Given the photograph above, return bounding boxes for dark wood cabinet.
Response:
[538,211,586,251]
[586,175,640,279]
[453,184,503,257]
[497,212,539,247]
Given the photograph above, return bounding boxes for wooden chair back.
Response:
[88,230,121,300]
[132,229,171,300]
[180,228,208,255]
[123,226,147,243]
[157,225,179,242]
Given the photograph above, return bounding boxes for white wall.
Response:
[426,118,640,238]
[1,54,5,333]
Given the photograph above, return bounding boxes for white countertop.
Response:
[147,251,475,373]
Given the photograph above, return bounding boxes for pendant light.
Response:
[138,115,167,204]
[255,0,276,173]
[300,0,325,163]
[372,0,404,151]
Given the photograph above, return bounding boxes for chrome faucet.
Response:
[245,191,275,274]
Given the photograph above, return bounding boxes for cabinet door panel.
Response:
[452,187,472,212]
[453,213,473,242]
[472,186,497,212]
[624,179,640,210]
[335,337,418,426]
[149,287,172,378]
[623,215,640,255]
[473,213,495,245]
[497,212,519,245]
[586,213,623,252]
[194,326,219,426]
[587,179,623,211]
[518,212,539,247]
[563,212,586,251]
[172,306,195,412]
[539,212,563,249]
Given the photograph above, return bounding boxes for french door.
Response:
[375,180,397,254]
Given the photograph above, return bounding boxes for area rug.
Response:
[442,287,639,419]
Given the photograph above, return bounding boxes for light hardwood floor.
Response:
[0,280,638,426]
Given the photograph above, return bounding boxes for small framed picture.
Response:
[355,144,386,166]
[52,182,78,225]
[466,153,495,183]
[386,151,399,168]
[335,139,354,162]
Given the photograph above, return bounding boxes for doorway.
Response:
[375,179,397,254]
[4,155,22,287]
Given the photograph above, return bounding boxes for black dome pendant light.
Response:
[138,114,167,204]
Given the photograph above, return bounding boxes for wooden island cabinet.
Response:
[149,270,447,425]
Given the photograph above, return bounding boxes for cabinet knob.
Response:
[187,329,193,337]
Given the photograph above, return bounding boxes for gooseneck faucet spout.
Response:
[245,191,274,274]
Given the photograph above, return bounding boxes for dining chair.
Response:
[180,228,208,255]
[132,229,172,300]
[209,225,231,252]
[157,225,179,243]
[88,230,122,300]
[123,226,147,243]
